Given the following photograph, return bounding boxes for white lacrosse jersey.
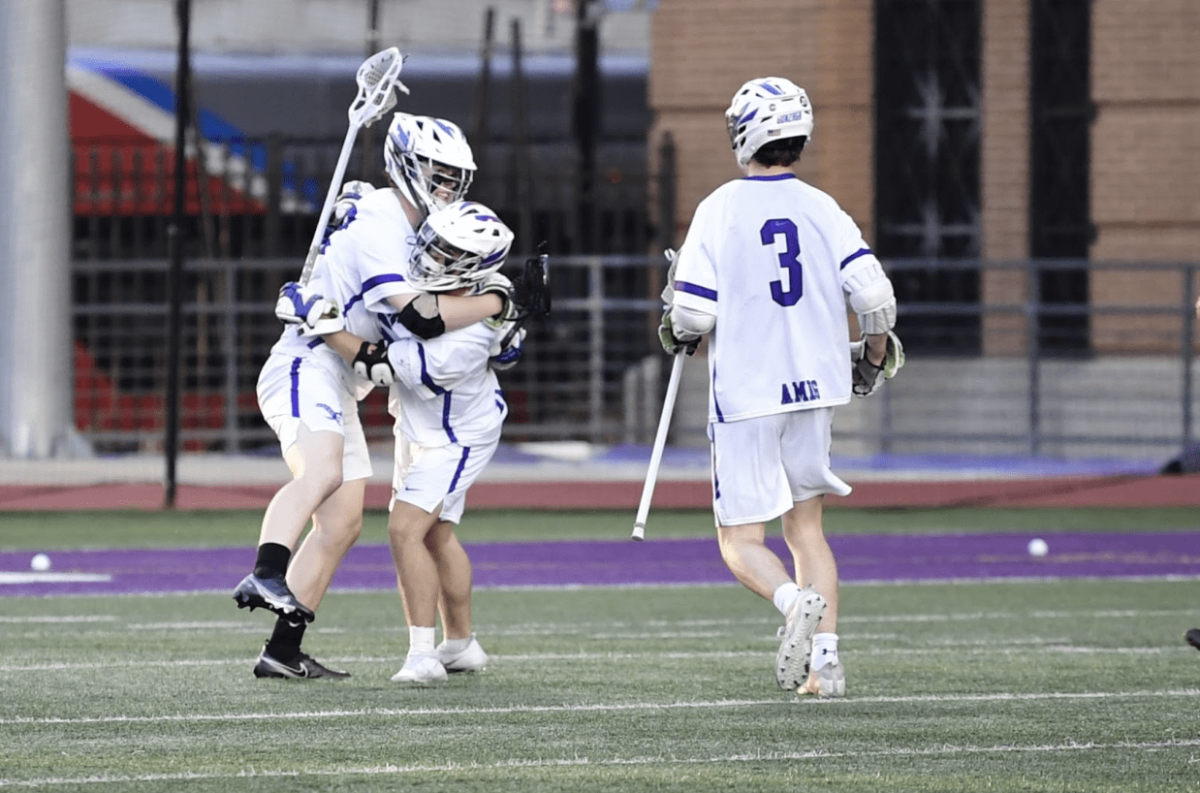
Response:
[268,187,418,399]
[383,321,509,448]
[673,173,878,424]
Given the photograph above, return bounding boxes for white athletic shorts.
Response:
[709,406,852,527]
[389,433,499,524]
[256,353,372,482]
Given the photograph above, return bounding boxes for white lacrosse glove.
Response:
[334,180,374,220]
[476,272,517,329]
[275,282,345,336]
[352,341,395,386]
[321,181,376,248]
[850,330,905,398]
[658,309,699,357]
[489,325,526,371]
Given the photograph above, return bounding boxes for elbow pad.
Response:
[844,257,896,335]
[670,303,715,339]
[396,293,446,340]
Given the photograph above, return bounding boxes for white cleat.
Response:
[798,658,846,698]
[390,652,447,684]
[775,587,827,691]
[436,634,489,674]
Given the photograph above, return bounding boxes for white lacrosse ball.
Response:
[1027,538,1049,558]
[30,553,51,571]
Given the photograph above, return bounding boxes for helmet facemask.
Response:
[406,201,512,292]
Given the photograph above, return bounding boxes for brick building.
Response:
[648,0,1200,355]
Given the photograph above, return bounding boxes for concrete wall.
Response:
[66,0,652,55]
[667,356,1200,461]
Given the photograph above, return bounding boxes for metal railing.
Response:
[70,257,1200,460]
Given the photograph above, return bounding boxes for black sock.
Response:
[253,543,291,579]
[265,619,307,662]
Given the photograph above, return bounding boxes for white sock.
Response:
[812,632,838,671]
[408,626,436,655]
[440,636,471,653]
[772,582,803,618]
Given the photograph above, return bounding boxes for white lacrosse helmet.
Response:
[725,77,815,167]
[384,113,476,214]
[407,201,514,291]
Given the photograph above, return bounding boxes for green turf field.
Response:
[2,508,1199,791]
[1,506,1198,549]
[2,580,1198,791]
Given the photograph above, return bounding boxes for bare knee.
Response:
[718,523,765,555]
[314,512,361,554]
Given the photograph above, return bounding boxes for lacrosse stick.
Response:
[632,247,686,541]
[632,353,685,541]
[299,47,409,285]
[497,242,552,351]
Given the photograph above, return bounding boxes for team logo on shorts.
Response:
[315,403,343,423]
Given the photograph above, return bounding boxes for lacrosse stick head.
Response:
[725,77,813,167]
[407,200,513,292]
[349,47,409,128]
[385,113,477,214]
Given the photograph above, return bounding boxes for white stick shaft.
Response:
[632,354,685,541]
[298,122,360,285]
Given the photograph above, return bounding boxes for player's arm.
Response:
[841,251,896,366]
[383,284,507,340]
[659,231,718,355]
[840,249,904,396]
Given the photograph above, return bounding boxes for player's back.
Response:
[687,174,860,421]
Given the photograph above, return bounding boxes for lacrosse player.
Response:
[658,77,902,698]
[374,201,520,683]
[234,114,521,680]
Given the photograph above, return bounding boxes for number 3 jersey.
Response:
[672,173,882,424]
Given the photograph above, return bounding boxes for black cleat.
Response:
[1186,629,1200,651]
[253,646,350,680]
[232,573,315,625]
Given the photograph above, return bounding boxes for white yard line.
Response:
[1,736,1198,788]
[1,689,1197,726]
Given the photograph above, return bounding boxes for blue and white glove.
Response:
[321,180,376,249]
[489,325,526,370]
[275,281,344,337]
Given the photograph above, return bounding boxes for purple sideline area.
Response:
[2,532,1198,597]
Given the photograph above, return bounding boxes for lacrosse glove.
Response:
[659,310,699,357]
[850,330,905,397]
[353,341,395,387]
[276,282,344,337]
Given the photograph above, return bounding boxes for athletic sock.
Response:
[440,636,471,654]
[253,543,291,579]
[265,619,307,663]
[812,632,839,671]
[409,626,436,655]
[772,582,803,618]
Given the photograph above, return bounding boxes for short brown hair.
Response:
[752,136,807,167]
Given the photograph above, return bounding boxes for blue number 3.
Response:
[762,218,803,307]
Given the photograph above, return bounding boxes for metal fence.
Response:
[71,257,1200,459]
[71,136,667,261]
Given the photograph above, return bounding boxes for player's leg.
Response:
[711,414,825,690]
[428,519,488,673]
[425,438,499,673]
[234,356,348,625]
[779,407,851,698]
[387,499,446,683]
[253,478,364,681]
